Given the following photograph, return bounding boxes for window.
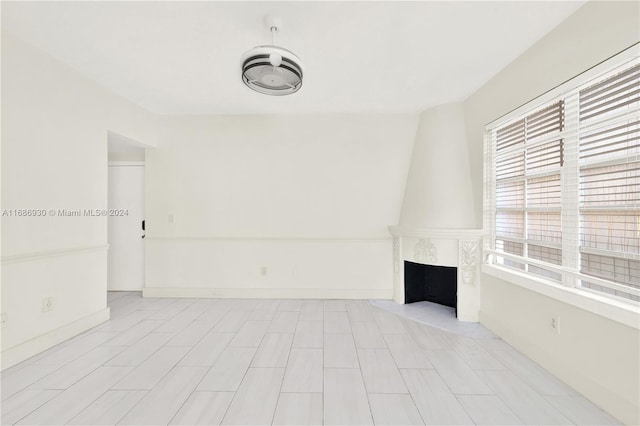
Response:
[485,52,639,303]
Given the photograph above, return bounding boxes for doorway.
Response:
[107,131,147,293]
[108,163,145,290]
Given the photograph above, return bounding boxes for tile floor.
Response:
[1,292,620,425]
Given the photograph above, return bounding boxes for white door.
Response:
[108,164,145,291]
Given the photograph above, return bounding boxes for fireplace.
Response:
[404,261,457,315]
[389,226,482,322]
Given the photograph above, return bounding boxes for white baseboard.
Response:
[1,308,110,371]
[143,287,393,300]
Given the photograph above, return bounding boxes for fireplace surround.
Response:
[389,226,483,322]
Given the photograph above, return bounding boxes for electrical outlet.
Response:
[168,213,175,224]
[1,313,7,328]
[260,266,268,277]
[551,316,560,334]
[42,297,54,313]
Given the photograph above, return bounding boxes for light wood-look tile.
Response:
[324,311,351,333]
[281,348,323,392]
[197,307,230,326]
[169,391,235,425]
[351,321,386,348]
[99,310,152,332]
[404,321,455,350]
[155,309,202,333]
[222,368,285,425]
[402,320,436,350]
[299,302,323,321]
[324,333,359,368]
[106,291,129,302]
[278,299,302,312]
[211,310,249,333]
[67,390,146,425]
[475,338,516,352]
[198,347,256,391]
[187,299,219,315]
[420,325,462,349]
[476,370,573,425]
[102,320,163,347]
[229,320,270,347]
[146,300,192,320]
[383,333,433,369]
[106,332,174,366]
[3,293,617,426]
[357,348,407,393]
[223,299,259,311]
[425,350,492,394]
[2,342,67,372]
[457,394,524,425]
[106,301,139,314]
[401,369,474,425]
[272,393,323,426]
[251,333,293,367]
[253,299,281,312]
[368,393,424,425]
[453,338,506,370]
[544,395,621,425]
[29,345,125,389]
[119,366,208,425]
[374,311,407,334]
[17,366,133,425]
[323,368,372,425]
[1,365,60,401]
[292,320,323,348]
[268,311,299,333]
[492,349,578,396]
[34,332,119,364]
[346,302,376,322]
[165,320,215,347]
[179,332,234,366]
[0,389,61,425]
[324,300,347,312]
[247,309,277,321]
[112,346,190,390]
[138,298,179,312]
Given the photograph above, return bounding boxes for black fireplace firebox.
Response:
[404,261,457,314]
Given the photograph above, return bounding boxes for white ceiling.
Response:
[2,1,585,115]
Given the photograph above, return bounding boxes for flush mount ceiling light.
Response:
[241,16,304,96]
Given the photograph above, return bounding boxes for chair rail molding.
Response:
[1,244,109,264]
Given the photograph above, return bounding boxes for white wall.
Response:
[144,114,418,298]
[108,151,145,162]
[400,103,476,229]
[463,2,640,424]
[464,1,640,226]
[1,33,157,368]
[481,274,639,426]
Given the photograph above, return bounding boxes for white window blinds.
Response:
[486,54,640,303]
[578,63,640,298]
[494,101,564,279]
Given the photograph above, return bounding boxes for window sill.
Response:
[482,263,640,329]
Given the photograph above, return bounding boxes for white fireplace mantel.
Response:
[388,225,484,322]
